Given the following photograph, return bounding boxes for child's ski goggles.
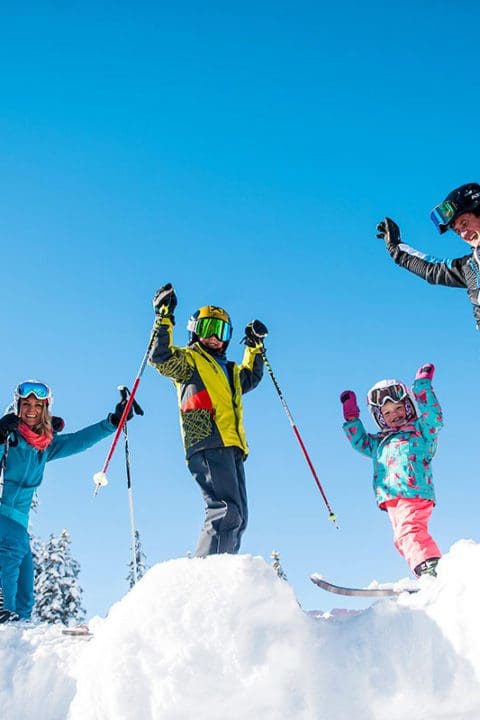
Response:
[16,381,52,401]
[367,383,407,407]
[430,200,457,234]
[195,317,232,342]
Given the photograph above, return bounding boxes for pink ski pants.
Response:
[384,497,441,572]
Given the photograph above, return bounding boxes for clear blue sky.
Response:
[1,1,479,615]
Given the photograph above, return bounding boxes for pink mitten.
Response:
[340,390,360,421]
[415,363,435,381]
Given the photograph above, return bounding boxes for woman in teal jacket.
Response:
[340,364,443,578]
[0,380,131,623]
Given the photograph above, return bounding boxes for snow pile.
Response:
[2,542,480,719]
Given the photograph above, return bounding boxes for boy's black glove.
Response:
[242,320,268,348]
[376,217,401,247]
[52,416,65,433]
[0,413,19,442]
[109,399,134,428]
[153,283,177,322]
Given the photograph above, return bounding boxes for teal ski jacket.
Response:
[0,419,115,528]
[343,378,443,508]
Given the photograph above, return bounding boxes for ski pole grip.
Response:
[117,384,144,415]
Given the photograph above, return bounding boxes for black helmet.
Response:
[431,183,480,234]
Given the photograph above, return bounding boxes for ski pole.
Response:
[261,350,338,528]
[0,435,12,502]
[118,385,144,584]
[93,327,156,495]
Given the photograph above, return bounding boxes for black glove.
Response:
[376,217,401,247]
[109,400,134,428]
[52,416,65,433]
[153,283,177,320]
[242,320,268,348]
[0,413,19,442]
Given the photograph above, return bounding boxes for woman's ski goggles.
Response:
[16,381,52,401]
[368,383,407,407]
[430,200,457,234]
[195,317,232,342]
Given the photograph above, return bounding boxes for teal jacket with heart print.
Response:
[342,378,443,509]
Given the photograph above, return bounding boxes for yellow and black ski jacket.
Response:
[149,317,264,459]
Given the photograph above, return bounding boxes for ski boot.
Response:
[414,557,440,578]
[0,609,20,624]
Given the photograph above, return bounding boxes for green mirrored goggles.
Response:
[195,317,232,342]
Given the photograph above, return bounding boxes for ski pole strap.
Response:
[261,350,338,528]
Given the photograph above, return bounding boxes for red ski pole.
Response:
[261,350,338,528]
[93,328,157,496]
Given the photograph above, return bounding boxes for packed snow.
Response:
[1,540,480,720]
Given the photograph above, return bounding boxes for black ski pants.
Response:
[187,446,247,557]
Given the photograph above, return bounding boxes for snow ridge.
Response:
[1,542,480,719]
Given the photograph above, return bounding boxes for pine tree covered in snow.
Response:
[33,530,86,624]
[31,533,44,605]
[127,529,149,588]
[271,550,288,581]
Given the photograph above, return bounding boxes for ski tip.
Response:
[62,624,93,638]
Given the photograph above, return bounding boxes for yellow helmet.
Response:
[187,305,233,345]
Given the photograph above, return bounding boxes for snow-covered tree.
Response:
[33,530,86,625]
[31,533,44,599]
[271,550,288,581]
[127,529,149,588]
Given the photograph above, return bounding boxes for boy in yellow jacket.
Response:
[149,283,267,556]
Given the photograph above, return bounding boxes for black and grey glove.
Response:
[0,413,19,443]
[242,320,268,348]
[52,416,65,433]
[376,217,401,248]
[109,399,134,428]
[153,283,177,322]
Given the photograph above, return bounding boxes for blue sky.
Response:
[1,1,480,615]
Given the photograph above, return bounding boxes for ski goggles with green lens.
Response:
[195,317,232,342]
[368,383,407,407]
[430,200,457,233]
[16,381,51,401]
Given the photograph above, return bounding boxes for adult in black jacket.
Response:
[378,183,480,330]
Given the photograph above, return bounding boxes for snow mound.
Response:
[70,554,314,719]
[2,542,480,719]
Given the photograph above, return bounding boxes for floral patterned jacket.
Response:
[343,378,443,509]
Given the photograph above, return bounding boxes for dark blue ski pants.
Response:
[187,446,248,557]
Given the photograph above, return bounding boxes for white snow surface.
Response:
[2,540,480,720]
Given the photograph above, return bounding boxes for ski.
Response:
[310,574,419,598]
[62,624,93,638]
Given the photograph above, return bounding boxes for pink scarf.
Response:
[17,422,53,451]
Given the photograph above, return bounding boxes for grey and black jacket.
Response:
[386,237,480,330]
